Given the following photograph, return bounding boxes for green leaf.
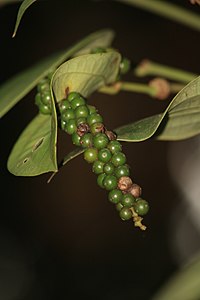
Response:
[12,0,37,37]
[115,76,200,142]
[0,29,114,118]
[152,253,200,300]
[52,51,121,100]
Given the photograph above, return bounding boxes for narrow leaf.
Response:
[12,0,37,37]
[53,51,121,100]
[0,29,114,118]
[116,76,200,142]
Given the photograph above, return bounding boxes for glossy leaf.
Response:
[153,254,200,300]
[116,76,200,141]
[0,29,114,118]
[53,51,121,100]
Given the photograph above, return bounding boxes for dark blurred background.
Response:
[0,1,200,299]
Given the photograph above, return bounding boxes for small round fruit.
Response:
[67,91,81,102]
[59,99,71,113]
[118,176,133,192]
[84,148,98,163]
[62,109,75,122]
[87,113,103,126]
[119,207,132,220]
[41,90,51,105]
[39,104,51,115]
[64,119,77,135]
[98,148,112,163]
[87,105,97,115]
[107,140,122,154]
[70,96,85,109]
[115,165,130,178]
[111,152,126,167]
[103,175,118,191]
[80,133,93,148]
[61,119,67,130]
[35,93,42,106]
[116,202,124,211]
[37,79,49,93]
[90,122,105,135]
[75,105,89,119]
[121,193,135,208]
[134,199,149,216]
[92,160,104,175]
[108,189,123,204]
[72,132,81,146]
[93,133,109,150]
[76,117,87,126]
[120,57,131,74]
[97,173,106,188]
[129,184,142,198]
[103,162,115,175]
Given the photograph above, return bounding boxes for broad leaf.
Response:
[116,76,200,141]
[12,0,37,37]
[153,253,200,300]
[53,51,121,100]
[0,29,114,118]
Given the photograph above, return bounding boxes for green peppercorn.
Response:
[37,79,49,93]
[59,99,71,113]
[39,104,51,115]
[80,133,93,148]
[90,122,105,135]
[111,152,126,167]
[75,105,89,119]
[108,189,123,204]
[103,162,115,175]
[92,160,104,175]
[76,117,87,126]
[41,90,51,105]
[115,165,130,179]
[134,199,149,216]
[93,133,109,150]
[61,119,67,130]
[121,193,135,208]
[103,175,118,191]
[107,140,122,154]
[72,132,81,146]
[61,109,75,122]
[98,148,112,163]
[87,113,103,126]
[84,147,98,163]
[87,105,97,115]
[97,173,106,188]
[120,57,131,75]
[64,119,77,135]
[71,96,86,110]
[35,93,42,106]
[119,207,132,220]
[67,91,81,102]
[116,202,124,211]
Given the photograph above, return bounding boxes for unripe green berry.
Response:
[62,109,75,122]
[103,175,118,191]
[134,199,149,216]
[93,133,109,150]
[87,105,97,115]
[35,93,42,106]
[75,105,89,119]
[92,160,104,175]
[64,119,77,135]
[90,122,105,135]
[59,100,71,113]
[41,90,51,105]
[72,132,81,146]
[71,96,86,110]
[119,207,132,220]
[39,104,51,115]
[37,79,49,93]
[103,162,115,175]
[76,117,87,126]
[107,140,122,154]
[98,148,112,163]
[120,57,131,75]
[97,173,106,189]
[61,119,67,130]
[115,164,130,179]
[67,91,81,102]
[116,202,124,211]
[80,133,93,148]
[121,193,135,208]
[108,189,123,204]
[84,147,98,163]
[111,152,126,167]
[87,113,103,126]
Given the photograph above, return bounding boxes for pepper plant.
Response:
[1,0,200,232]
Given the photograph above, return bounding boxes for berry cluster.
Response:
[58,91,149,230]
[35,74,53,115]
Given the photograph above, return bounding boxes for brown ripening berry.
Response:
[118,176,133,192]
[129,183,142,198]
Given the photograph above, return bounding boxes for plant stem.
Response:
[135,60,198,83]
[115,0,200,31]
